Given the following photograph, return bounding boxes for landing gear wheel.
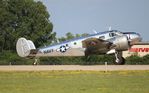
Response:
[114,57,125,65]
[114,51,125,65]
[32,58,39,65]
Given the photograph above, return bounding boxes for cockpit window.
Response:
[109,33,116,37]
[110,30,123,36]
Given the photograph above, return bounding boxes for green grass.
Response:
[0,71,149,93]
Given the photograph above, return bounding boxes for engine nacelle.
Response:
[112,35,129,51]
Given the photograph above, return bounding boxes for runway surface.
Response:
[0,65,149,71]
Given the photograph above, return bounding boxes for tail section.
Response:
[16,38,38,57]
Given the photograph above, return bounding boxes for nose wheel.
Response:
[114,51,125,65]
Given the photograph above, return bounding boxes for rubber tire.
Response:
[114,57,125,65]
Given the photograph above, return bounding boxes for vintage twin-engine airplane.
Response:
[16,30,142,65]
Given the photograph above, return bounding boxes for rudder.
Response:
[16,38,36,57]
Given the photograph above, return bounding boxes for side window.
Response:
[99,36,105,39]
[74,42,77,45]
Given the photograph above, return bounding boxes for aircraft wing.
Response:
[82,38,113,55]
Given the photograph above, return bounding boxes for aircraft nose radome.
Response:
[130,33,142,45]
[136,33,142,42]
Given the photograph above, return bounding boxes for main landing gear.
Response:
[114,51,125,65]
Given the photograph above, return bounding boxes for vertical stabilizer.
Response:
[16,38,36,57]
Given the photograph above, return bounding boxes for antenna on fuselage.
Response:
[108,26,112,31]
[93,29,98,34]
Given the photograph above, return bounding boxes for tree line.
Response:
[0,50,149,65]
[0,0,55,52]
[0,0,149,65]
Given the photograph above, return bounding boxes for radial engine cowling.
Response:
[112,35,129,51]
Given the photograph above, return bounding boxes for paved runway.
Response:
[0,65,149,71]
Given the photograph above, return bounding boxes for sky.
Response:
[41,0,149,41]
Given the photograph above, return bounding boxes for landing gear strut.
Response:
[33,58,39,65]
[114,51,125,65]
